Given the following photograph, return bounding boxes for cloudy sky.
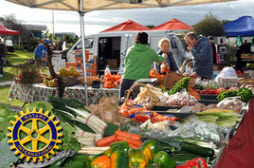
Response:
[0,0,253,36]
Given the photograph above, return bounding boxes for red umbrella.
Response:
[0,24,20,35]
[151,19,193,31]
[100,19,150,33]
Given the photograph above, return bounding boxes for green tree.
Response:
[146,24,155,29]
[193,12,224,37]
[0,14,30,46]
[48,33,53,39]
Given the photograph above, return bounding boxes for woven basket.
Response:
[123,83,154,110]
[62,77,80,86]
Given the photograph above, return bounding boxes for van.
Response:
[66,31,187,75]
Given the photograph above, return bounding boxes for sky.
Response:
[0,0,254,36]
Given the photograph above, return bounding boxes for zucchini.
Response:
[180,142,215,158]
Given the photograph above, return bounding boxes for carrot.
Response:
[116,135,143,147]
[96,134,116,147]
[188,87,201,100]
[115,129,141,141]
[128,142,140,149]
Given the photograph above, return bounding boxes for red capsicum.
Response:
[193,158,208,168]
[178,157,208,168]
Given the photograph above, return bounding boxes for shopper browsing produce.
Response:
[119,32,166,105]
[154,38,179,73]
[184,32,213,79]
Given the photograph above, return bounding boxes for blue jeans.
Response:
[0,58,3,75]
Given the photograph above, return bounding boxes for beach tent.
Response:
[151,18,193,31]
[223,16,254,36]
[101,19,149,33]
[5,0,238,106]
[0,24,20,35]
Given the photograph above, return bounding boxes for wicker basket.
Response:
[62,77,80,86]
[123,83,154,110]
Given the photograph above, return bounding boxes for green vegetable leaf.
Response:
[0,142,19,168]
[25,101,53,114]
[58,122,81,152]
[168,77,190,95]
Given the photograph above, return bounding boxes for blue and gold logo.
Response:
[8,108,62,162]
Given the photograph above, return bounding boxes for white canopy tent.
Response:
[5,0,238,105]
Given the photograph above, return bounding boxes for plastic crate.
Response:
[220,77,238,89]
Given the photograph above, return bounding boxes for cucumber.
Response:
[180,142,215,158]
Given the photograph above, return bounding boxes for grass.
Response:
[0,86,25,107]
[0,50,49,107]
[0,50,34,82]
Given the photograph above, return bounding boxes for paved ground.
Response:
[0,80,13,87]
[0,103,22,112]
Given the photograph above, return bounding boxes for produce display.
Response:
[86,96,119,124]
[132,81,199,108]
[43,67,81,87]
[103,73,122,88]
[133,84,163,108]
[196,109,241,127]
[217,87,254,102]
[4,64,254,168]
[149,69,165,80]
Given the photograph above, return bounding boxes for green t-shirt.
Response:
[123,43,166,80]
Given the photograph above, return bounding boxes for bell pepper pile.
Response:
[176,158,208,168]
[103,73,122,88]
[90,139,176,168]
[149,69,165,80]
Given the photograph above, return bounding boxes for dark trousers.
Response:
[0,58,3,75]
[118,79,135,105]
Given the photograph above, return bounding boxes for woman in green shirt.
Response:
[119,32,166,105]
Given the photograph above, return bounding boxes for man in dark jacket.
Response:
[0,38,6,77]
[184,32,213,79]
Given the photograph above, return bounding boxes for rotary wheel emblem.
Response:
[8,107,62,163]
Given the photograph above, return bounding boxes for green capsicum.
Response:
[110,150,129,168]
[154,151,176,168]
[146,163,161,168]
[104,141,130,157]
[128,148,146,168]
[111,141,129,152]
[139,140,160,164]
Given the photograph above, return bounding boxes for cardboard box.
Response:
[162,72,195,89]
[107,59,118,68]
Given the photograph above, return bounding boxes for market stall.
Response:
[3,65,254,168]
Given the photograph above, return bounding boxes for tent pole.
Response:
[19,35,20,50]
[79,0,88,106]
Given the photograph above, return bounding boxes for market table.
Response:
[8,81,119,105]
